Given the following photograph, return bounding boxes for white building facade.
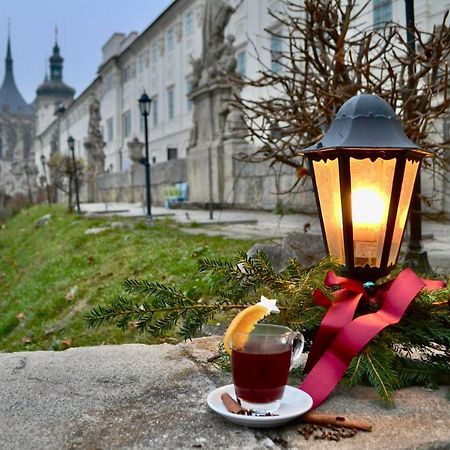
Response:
[33,0,450,212]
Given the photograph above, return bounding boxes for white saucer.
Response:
[207,384,313,428]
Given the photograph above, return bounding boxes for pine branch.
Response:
[86,251,450,405]
[123,279,194,307]
[342,353,366,388]
[364,351,397,406]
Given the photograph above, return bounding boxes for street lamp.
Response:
[138,91,152,222]
[68,135,81,214]
[299,94,429,282]
[40,154,51,206]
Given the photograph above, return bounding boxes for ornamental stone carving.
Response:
[84,97,105,175]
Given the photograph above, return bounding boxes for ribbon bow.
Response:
[300,268,445,408]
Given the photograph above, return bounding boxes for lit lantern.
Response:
[300,94,429,281]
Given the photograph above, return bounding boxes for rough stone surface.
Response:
[248,232,326,272]
[110,221,135,230]
[34,213,52,228]
[84,226,110,235]
[0,338,449,450]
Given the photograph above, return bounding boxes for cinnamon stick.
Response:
[221,393,248,415]
[300,412,372,431]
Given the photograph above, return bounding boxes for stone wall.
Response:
[96,158,187,205]
[230,158,317,212]
[95,146,318,213]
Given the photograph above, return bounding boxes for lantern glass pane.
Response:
[388,159,419,265]
[350,157,395,267]
[313,158,345,263]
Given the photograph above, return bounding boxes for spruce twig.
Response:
[86,253,450,404]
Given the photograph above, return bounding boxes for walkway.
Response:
[82,202,450,274]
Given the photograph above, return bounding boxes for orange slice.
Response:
[223,296,279,354]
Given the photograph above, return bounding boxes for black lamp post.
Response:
[40,154,51,206]
[299,94,430,282]
[138,91,152,223]
[68,136,81,214]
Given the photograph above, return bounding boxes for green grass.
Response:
[0,205,254,352]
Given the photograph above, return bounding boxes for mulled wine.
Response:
[232,345,291,403]
[230,324,304,414]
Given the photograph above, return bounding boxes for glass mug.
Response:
[230,324,304,414]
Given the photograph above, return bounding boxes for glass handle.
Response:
[289,332,305,370]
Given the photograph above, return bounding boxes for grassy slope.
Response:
[0,205,254,352]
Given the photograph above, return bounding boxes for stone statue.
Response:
[202,0,235,67]
[195,0,237,86]
[189,55,202,89]
[84,97,105,174]
[217,34,237,75]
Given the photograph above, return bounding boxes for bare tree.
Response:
[47,152,84,212]
[231,0,450,209]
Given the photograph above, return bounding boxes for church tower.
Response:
[35,30,75,135]
[0,25,36,200]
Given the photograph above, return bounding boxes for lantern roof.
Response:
[301,94,424,153]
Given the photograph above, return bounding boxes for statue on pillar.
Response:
[186,0,246,207]
[84,96,105,202]
[84,97,105,175]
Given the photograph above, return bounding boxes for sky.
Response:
[0,0,174,103]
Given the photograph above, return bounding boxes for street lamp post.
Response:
[138,91,152,223]
[68,136,81,214]
[40,154,51,206]
[299,94,430,282]
[402,0,432,274]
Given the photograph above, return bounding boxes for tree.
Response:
[47,152,84,212]
[231,0,450,210]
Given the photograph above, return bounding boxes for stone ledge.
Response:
[0,338,449,450]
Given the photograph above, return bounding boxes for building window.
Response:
[186,80,193,111]
[167,147,178,160]
[123,65,132,83]
[151,43,158,64]
[270,34,283,73]
[167,87,175,120]
[237,50,246,76]
[152,96,158,127]
[167,28,175,51]
[105,74,114,92]
[186,11,194,35]
[106,117,114,142]
[444,117,450,142]
[138,52,146,74]
[122,110,131,138]
[373,0,392,29]
[152,156,156,164]
[140,114,145,133]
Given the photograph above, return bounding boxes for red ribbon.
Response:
[300,268,445,408]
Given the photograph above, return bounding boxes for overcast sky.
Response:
[0,0,174,103]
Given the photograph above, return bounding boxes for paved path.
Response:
[82,202,450,274]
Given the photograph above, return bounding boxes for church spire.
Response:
[5,19,12,74]
[0,21,32,115]
[50,24,63,82]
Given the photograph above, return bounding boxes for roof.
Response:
[36,80,75,98]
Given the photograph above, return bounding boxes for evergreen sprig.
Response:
[86,252,450,404]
